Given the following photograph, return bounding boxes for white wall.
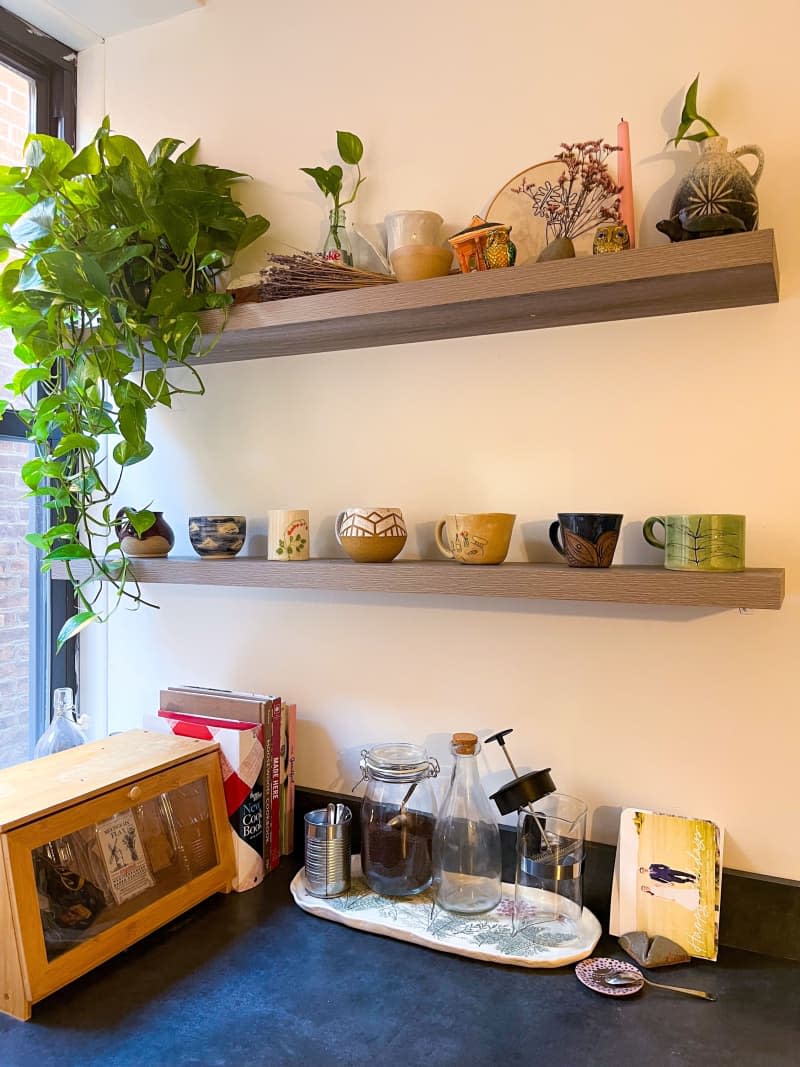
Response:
[77,0,800,878]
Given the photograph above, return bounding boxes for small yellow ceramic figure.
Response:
[592,222,631,254]
[483,227,517,269]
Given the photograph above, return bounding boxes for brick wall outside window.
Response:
[0,62,33,768]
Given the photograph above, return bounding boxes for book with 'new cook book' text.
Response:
[159,686,290,871]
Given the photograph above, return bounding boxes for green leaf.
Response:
[52,432,100,457]
[60,142,101,177]
[10,366,50,393]
[300,166,332,198]
[57,611,99,651]
[104,134,149,171]
[48,522,77,540]
[24,134,73,178]
[112,439,153,467]
[118,400,146,447]
[8,198,55,245]
[148,137,183,166]
[681,74,701,124]
[337,130,364,166]
[326,165,343,199]
[176,139,200,165]
[235,214,270,251]
[25,532,50,551]
[45,543,92,562]
[147,270,186,317]
[125,507,155,536]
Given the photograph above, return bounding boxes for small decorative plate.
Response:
[486,161,598,265]
[575,956,644,996]
[291,857,601,969]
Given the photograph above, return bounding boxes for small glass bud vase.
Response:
[322,208,353,266]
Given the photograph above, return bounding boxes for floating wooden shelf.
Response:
[188,230,779,364]
[54,558,785,610]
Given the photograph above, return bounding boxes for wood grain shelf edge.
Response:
[52,559,786,610]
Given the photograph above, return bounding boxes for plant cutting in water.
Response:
[512,141,623,243]
[668,74,720,147]
[301,131,365,263]
[0,118,269,647]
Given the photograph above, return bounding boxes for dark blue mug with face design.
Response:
[549,513,623,568]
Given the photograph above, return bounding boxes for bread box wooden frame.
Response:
[0,730,235,1021]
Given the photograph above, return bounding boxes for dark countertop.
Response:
[3,861,799,1067]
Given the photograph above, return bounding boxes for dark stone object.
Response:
[657,210,747,242]
[536,236,576,262]
[619,931,691,968]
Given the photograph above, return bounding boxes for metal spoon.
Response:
[600,971,717,1001]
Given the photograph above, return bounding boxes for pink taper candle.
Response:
[617,118,635,248]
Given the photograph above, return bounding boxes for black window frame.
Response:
[0,6,78,749]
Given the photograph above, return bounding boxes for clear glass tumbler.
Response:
[513,792,587,938]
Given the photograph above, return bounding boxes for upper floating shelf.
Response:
[53,558,786,610]
[192,230,779,364]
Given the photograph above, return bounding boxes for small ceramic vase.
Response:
[116,510,175,558]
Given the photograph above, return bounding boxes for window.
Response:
[0,9,77,767]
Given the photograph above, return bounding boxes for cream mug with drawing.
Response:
[268,509,310,561]
[434,513,516,565]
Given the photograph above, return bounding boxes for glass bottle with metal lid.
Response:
[358,743,439,897]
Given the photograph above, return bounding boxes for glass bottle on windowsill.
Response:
[322,207,353,266]
[34,687,86,758]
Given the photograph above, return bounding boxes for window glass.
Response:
[0,61,36,769]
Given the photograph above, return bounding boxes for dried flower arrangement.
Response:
[513,141,623,243]
[230,253,396,303]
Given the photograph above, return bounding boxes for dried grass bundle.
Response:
[230,253,396,304]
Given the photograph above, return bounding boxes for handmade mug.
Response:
[435,513,515,565]
[335,508,407,563]
[642,514,745,571]
[549,513,623,568]
[268,509,310,561]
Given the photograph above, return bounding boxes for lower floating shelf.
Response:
[53,558,785,610]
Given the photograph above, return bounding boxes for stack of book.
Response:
[149,686,296,891]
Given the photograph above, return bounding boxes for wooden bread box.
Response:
[0,730,235,1020]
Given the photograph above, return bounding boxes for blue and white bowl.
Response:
[188,515,246,559]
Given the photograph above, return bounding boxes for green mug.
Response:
[642,514,745,572]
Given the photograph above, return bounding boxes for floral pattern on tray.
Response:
[290,857,601,968]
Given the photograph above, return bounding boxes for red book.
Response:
[269,697,281,872]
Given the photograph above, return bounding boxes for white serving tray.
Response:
[290,858,601,969]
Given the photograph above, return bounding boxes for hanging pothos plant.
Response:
[0,118,269,648]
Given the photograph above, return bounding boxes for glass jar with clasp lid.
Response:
[358,743,439,897]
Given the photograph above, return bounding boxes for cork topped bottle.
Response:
[432,732,502,914]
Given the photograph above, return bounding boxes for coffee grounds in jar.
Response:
[361,803,434,897]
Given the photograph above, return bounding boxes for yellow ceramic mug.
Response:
[434,513,516,565]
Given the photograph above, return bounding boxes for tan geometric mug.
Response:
[335,508,407,563]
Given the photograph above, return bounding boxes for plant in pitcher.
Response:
[301,131,366,266]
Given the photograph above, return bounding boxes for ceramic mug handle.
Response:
[334,510,347,547]
[642,516,667,550]
[434,519,454,559]
[548,520,565,556]
[731,144,765,187]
